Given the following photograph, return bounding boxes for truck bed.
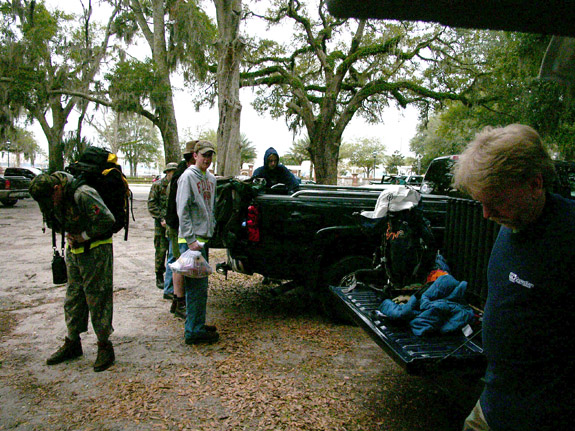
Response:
[330,285,486,375]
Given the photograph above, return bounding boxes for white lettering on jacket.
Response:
[509,272,534,289]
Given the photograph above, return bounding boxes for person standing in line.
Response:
[29,171,117,372]
[252,147,300,194]
[164,152,194,318]
[453,124,574,431]
[148,162,178,294]
[176,140,219,345]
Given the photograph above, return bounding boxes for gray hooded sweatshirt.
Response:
[176,165,217,245]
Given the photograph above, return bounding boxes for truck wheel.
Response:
[0,198,18,207]
[320,255,373,323]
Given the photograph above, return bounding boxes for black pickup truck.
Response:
[211,179,448,317]
[0,167,35,207]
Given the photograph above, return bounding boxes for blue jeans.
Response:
[163,240,177,296]
[184,246,209,339]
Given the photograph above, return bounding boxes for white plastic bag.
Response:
[169,249,213,278]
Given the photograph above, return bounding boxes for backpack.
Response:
[65,146,132,240]
[373,207,437,288]
[213,177,261,247]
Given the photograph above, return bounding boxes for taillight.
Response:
[246,205,260,242]
[4,179,10,190]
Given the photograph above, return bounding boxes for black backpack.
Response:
[66,146,132,240]
[374,207,437,288]
[212,177,261,247]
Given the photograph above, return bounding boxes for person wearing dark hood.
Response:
[252,147,300,194]
[29,171,117,372]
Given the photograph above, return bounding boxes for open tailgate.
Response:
[331,285,486,375]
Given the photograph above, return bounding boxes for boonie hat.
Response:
[163,162,178,173]
[183,140,197,155]
[194,140,216,155]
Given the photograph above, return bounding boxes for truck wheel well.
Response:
[318,255,374,323]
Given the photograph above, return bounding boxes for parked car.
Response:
[419,155,461,196]
[420,155,575,199]
[3,166,43,180]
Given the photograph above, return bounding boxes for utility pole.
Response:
[5,140,10,168]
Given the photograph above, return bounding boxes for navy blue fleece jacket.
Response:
[480,192,575,431]
[252,147,300,194]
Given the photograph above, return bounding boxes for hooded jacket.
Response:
[252,147,300,194]
[176,165,217,245]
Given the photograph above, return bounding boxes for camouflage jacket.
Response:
[147,176,170,227]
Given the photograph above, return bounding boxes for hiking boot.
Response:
[155,272,164,289]
[185,330,219,345]
[46,337,83,365]
[171,297,186,320]
[93,341,115,372]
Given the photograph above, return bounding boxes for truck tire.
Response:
[320,255,373,323]
[1,198,18,207]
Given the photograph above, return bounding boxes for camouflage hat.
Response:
[29,173,57,202]
[194,140,216,155]
[164,162,178,173]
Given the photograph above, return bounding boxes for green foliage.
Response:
[239,134,257,164]
[411,32,575,163]
[195,129,257,165]
[385,151,404,174]
[114,114,161,176]
[283,137,311,165]
[340,137,386,177]
[106,59,168,113]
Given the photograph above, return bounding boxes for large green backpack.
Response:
[66,146,133,240]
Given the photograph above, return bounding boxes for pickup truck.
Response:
[0,169,33,207]
[211,178,448,318]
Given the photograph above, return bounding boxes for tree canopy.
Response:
[410,32,575,167]
[233,0,492,183]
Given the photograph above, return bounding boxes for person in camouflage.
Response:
[148,162,178,293]
[29,171,117,372]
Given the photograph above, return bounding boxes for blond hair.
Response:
[453,124,556,197]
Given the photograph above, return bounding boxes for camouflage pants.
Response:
[154,223,169,273]
[65,243,114,342]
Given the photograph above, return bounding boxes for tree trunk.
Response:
[309,131,340,185]
[37,102,71,172]
[151,0,180,164]
[214,0,244,177]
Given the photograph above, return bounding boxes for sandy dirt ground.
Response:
[0,196,473,431]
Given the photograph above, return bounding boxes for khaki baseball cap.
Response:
[194,140,216,155]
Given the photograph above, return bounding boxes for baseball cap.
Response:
[163,162,178,173]
[194,140,216,155]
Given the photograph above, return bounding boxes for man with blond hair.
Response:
[454,124,573,431]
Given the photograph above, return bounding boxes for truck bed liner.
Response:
[331,285,486,375]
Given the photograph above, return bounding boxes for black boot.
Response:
[93,340,115,372]
[171,296,186,320]
[155,272,164,289]
[46,337,83,365]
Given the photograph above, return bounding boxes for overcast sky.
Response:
[27,0,419,169]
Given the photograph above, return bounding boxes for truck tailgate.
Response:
[330,285,486,375]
